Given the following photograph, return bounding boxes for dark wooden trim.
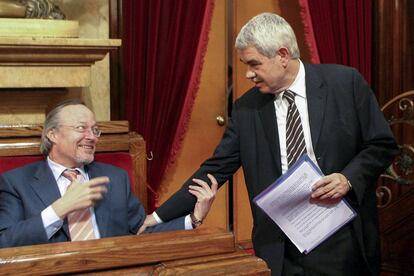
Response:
[372,0,414,106]
[373,2,414,271]
[109,0,124,120]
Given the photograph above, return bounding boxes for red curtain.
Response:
[123,0,214,211]
[298,0,321,64]
[307,0,372,84]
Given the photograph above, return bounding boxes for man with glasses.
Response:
[0,99,217,248]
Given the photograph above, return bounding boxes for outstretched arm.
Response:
[138,174,218,234]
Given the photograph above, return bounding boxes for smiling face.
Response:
[238,46,297,94]
[47,104,98,168]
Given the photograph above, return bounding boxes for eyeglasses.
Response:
[59,125,102,137]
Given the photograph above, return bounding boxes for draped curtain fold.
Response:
[298,0,321,64]
[123,0,214,211]
[305,0,372,84]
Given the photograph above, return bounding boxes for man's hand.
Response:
[311,173,350,203]
[189,173,218,223]
[137,214,158,235]
[52,176,109,219]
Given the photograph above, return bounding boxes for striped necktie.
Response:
[62,169,96,241]
[284,90,307,167]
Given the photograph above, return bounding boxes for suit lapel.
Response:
[32,161,62,208]
[86,163,110,238]
[258,93,281,171]
[32,161,70,238]
[305,64,328,152]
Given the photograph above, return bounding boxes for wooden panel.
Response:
[0,124,44,138]
[377,91,414,275]
[0,120,128,138]
[380,211,414,275]
[0,229,237,275]
[155,251,270,275]
[129,132,148,210]
[373,0,414,106]
[83,251,269,275]
[108,0,124,120]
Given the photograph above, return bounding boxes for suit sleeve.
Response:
[341,69,398,205]
[143,217,186,233]
[123,172,186,233]
[0,175,49,248]
[156,107,243,221]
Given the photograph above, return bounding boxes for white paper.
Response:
[254,155,356,254]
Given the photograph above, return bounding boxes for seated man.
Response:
[0,99,217,248]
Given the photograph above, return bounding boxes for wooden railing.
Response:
[0,228,270,275]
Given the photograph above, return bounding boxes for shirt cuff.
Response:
[184,214,193,230]
[152,211,163,223]
[41,205,63,239]
[347,180,353,190]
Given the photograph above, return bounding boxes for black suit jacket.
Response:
[156,64,398,275]
[0,161,185,248]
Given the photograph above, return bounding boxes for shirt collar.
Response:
[287,60,306,99]
[47,156,86,181]
[274,60,306,101]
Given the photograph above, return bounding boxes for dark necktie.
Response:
[62,169,96,241]
[284,90,307,167]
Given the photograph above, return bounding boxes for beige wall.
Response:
[0,0,110,125]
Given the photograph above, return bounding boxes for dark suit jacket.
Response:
[0,161,185,248]
[155,64,398,275]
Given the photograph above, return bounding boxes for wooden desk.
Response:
[0,228,270,275]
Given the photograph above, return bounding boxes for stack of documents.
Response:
[254,155,355,254]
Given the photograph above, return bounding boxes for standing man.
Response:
[0,100,217,248]
[143,13,397,275]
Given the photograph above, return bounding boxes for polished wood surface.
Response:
[156,251,270,275]
[1,229,230,269]
[378,91,414,275]
[108,0,124,120]
[0,228,269,275]
[373,0,414,107]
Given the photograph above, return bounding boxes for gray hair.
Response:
[40,99,85,155]
[235,13,300,59]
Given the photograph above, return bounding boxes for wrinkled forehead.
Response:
[238,46,267,63]
[58,105,96,125]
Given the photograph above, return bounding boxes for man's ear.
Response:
[277,48,290,67]
[277,47,289,58]
[47,128,58,144]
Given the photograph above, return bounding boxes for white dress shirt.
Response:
[274,60,319,174]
